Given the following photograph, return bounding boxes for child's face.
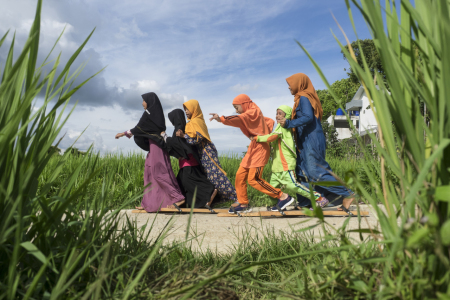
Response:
[233,104,243,114]
[142,100,147,110]
[184,106,192,119]
[276,109,286,121]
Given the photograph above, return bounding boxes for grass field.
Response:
[3,0,449,298]
[39,151,363,209]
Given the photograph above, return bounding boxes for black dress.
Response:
[166,109,215,208]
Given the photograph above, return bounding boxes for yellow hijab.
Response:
[183,99,212,142]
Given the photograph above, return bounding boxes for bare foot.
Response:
[135,206,144,210]
[206,189,218,207]
[337,196,355,211]
[167,199,185,209]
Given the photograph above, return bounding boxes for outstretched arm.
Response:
[219,115,244,128]
[115,130,133,139]
[209,113,222,122]
[256,132,280,143]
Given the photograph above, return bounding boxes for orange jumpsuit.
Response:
[220,94,283,205]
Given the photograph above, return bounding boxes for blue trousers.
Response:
[295,176,353,207]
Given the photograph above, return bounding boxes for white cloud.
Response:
[229,84,259,93]
[1,0,371,155]
[115,18,147,40]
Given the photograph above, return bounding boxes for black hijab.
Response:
[130,92,166,151]
[166,109,200,163]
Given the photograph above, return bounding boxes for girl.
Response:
[165,109,218,208]
[209,94,294,213]
[279,73,355,214]
[115,92,185,212]
[254,105,329,210]
[175,99,238,204]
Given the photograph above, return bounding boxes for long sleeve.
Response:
[124,130,133,139]
[284,97,314,137]
[256,132,280,143]
[220,115,244,128]
[185,131,205,145]
[220,115,251,137]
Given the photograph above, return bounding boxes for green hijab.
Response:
[273,105,296,155]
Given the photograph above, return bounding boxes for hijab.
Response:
[183,99,212,142]
[166,109,200,162]
[273,105,296,155]
[232,94,274,137]
[130,92,166,151]
[286,73,323,121]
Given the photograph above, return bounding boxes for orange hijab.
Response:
[232,94,274,137]
[183,99,212,142]
[286,73,323,121]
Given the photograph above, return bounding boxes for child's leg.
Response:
[247,167,283,199]
[269,172,282,189]
[235,166,250,205]
[269,173,282,205]
[284,170,321,201]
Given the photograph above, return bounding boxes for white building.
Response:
[326,86,378,141]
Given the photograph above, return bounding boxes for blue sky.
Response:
[0,0,372,155]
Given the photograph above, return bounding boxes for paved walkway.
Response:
[121,205,382,254]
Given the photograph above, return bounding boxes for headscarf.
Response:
[183,99,212,142]
[166,109,200,163]
[273,105,296,156]
[286,73,323,121]
[232,94,274,137]
[130,92,166,151]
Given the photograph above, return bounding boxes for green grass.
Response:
[2,0,450,298]
[39,152,362,209]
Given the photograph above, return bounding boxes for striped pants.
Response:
[235,166,282,205]
[270,170,321,200]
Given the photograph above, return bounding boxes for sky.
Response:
[0,0,372,155]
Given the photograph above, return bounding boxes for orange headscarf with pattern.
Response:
[286,73,323,121]
[183,99,212,142]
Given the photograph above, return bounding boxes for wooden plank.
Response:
[131,208,229,214]
[217,210,369,217]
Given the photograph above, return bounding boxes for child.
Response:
[209,94,293,213]
[282,73,354,213]
[165,109,218,208]
[115,92,185,212]
[176,99,238,204]
[254,105,329,210]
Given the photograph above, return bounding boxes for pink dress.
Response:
[125,131,184,212]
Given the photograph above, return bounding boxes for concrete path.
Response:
[121,205,383,254]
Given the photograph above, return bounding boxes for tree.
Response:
[321,119,344,158]
[65,147,86,156]
[48,145,62,155]
[342,39,385,84]
[317,78,360,120]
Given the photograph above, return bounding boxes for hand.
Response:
[278,118,287,127]
[176,129,184,138]
[161,131,165,135]
[209,113,221,122]
[115,132,125,139]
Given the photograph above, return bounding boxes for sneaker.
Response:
[271,195,294,211]
[228,204,252,214]
[310,196,330,210]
